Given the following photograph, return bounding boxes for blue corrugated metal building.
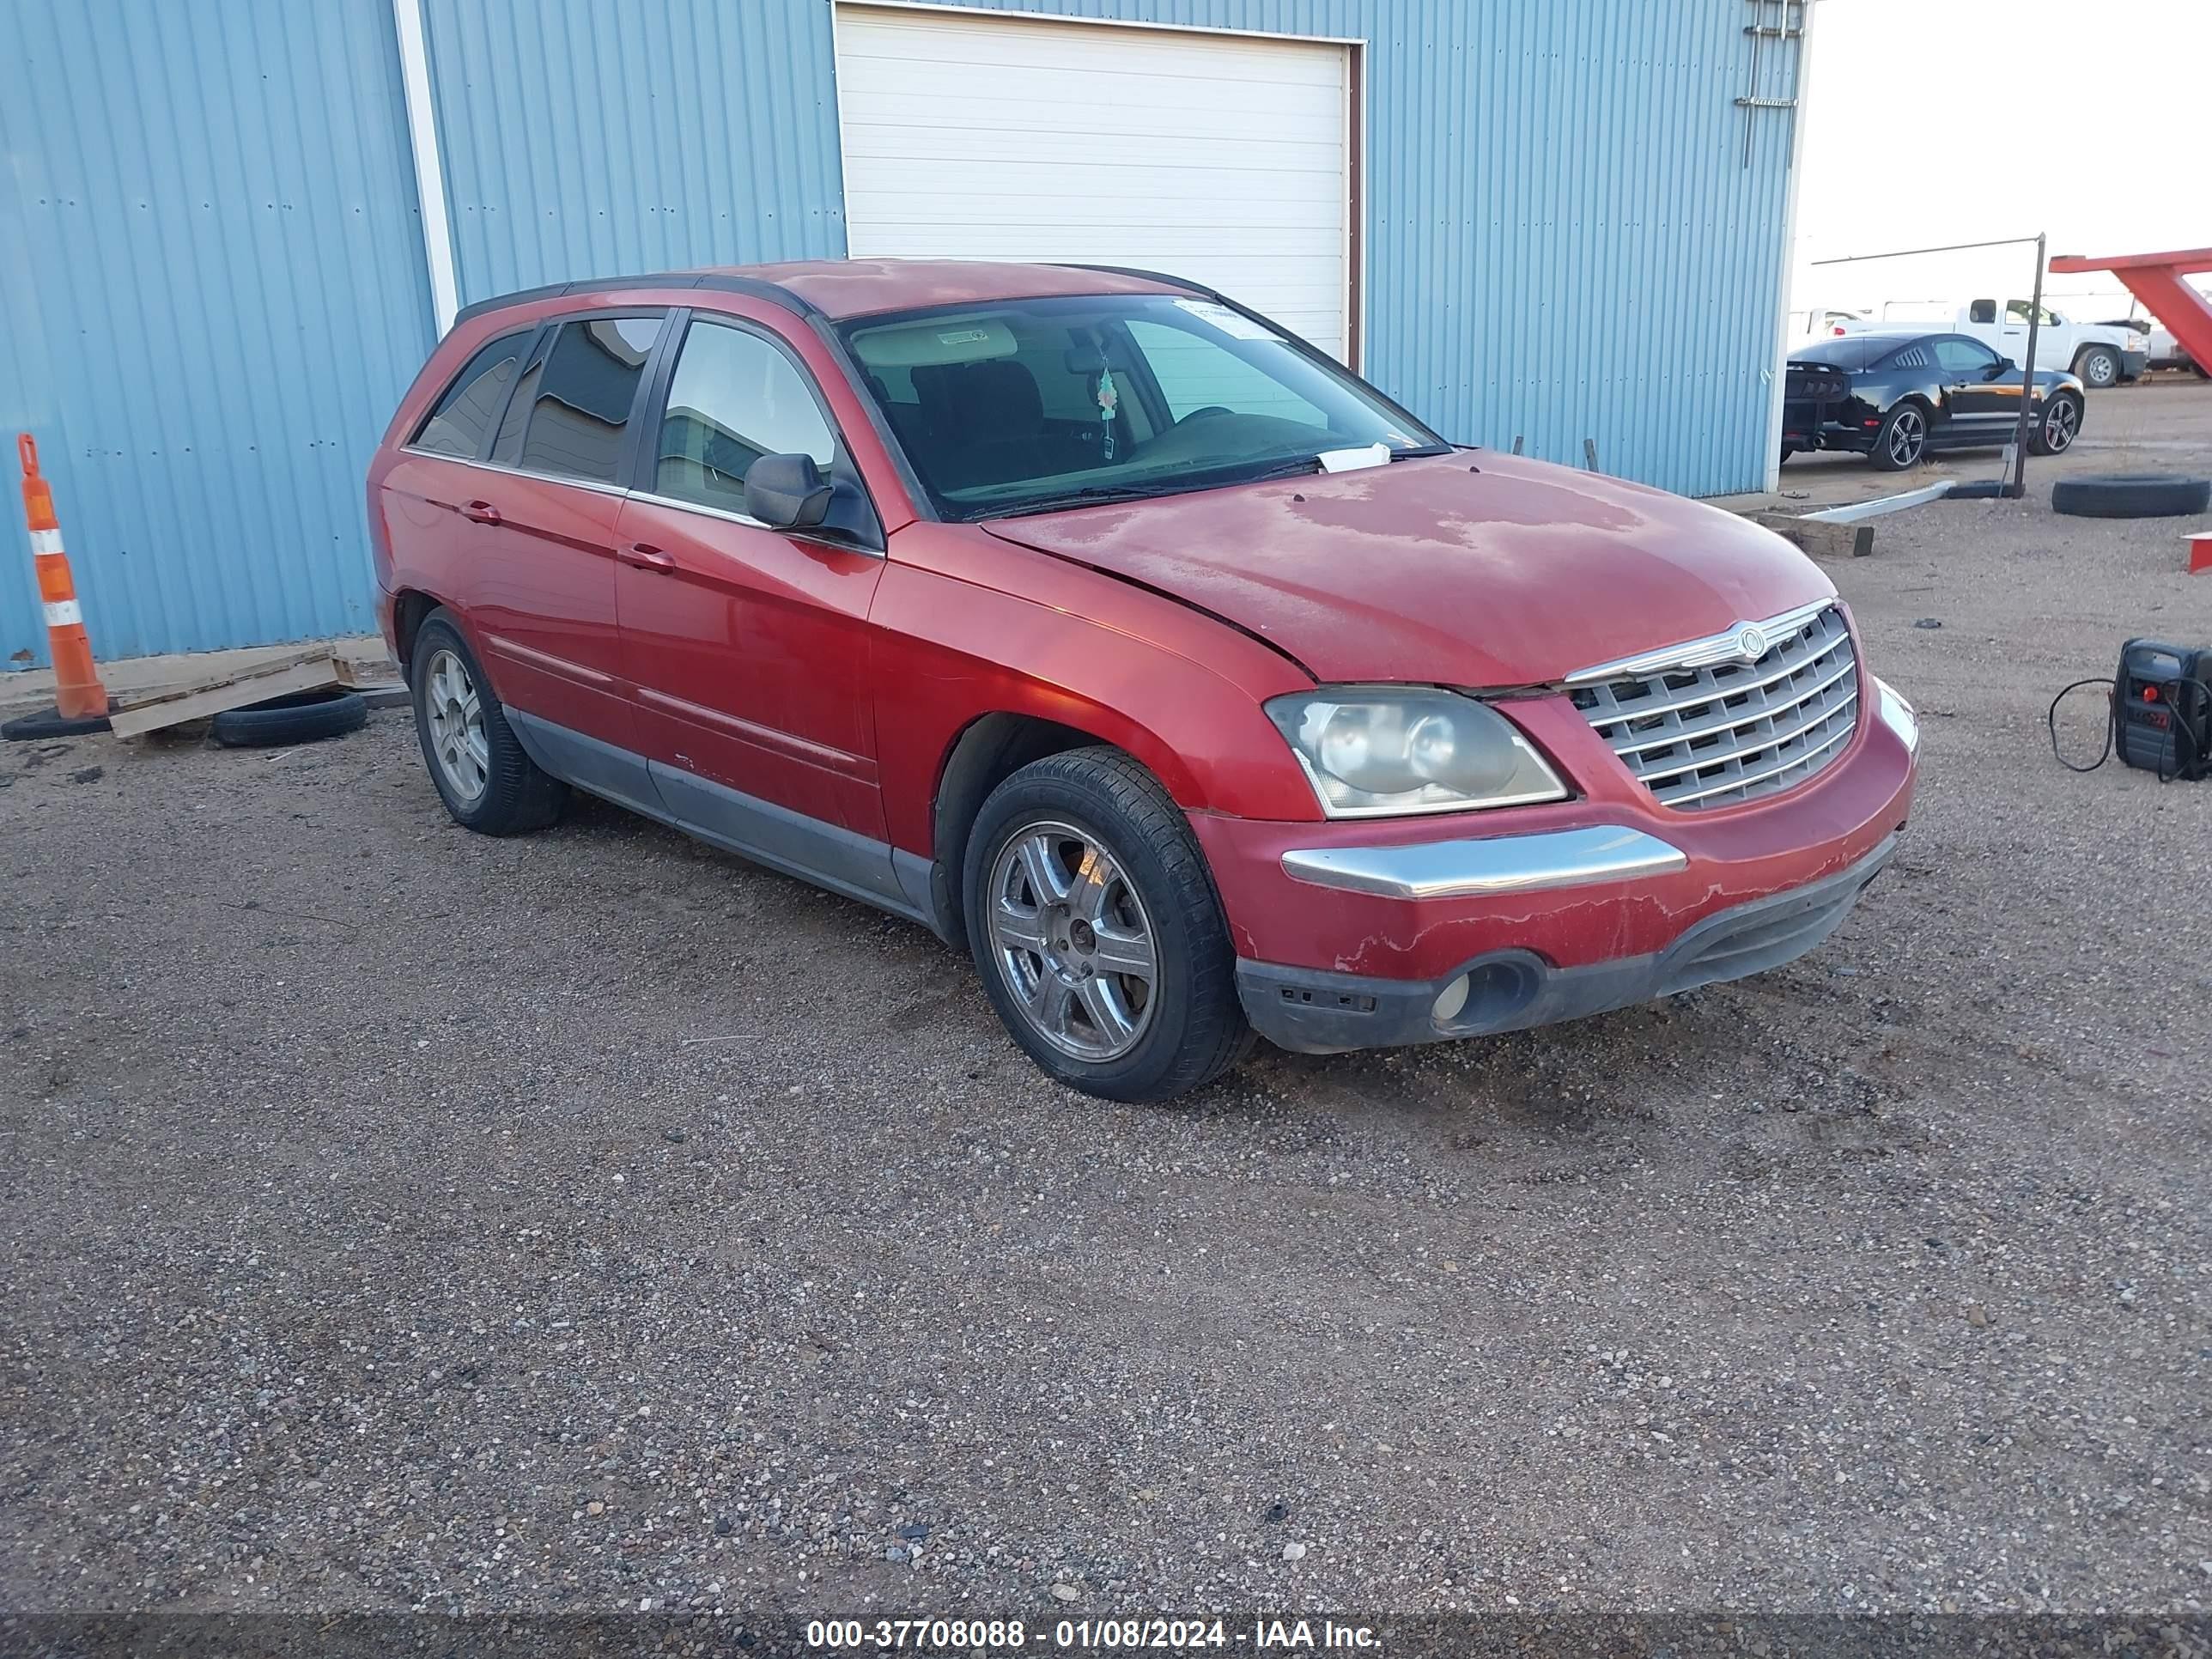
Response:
[0,0,1808,668]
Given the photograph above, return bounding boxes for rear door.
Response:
[381,326,534,650]
[613,310,897,894]
[466,313,665,777]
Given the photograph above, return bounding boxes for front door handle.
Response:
[460,500,502,526]
[618,541,677,572]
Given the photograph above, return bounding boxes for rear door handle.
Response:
[460,500,502,526]
[617,541,677,572]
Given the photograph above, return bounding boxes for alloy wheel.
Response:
[986,819,1158,1062]
[2081,352,2117,388]
[1888,407,1924,466]
[2043,398,2080,452]
[423,647,489,802]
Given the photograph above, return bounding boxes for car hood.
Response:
[981,452,1834,686]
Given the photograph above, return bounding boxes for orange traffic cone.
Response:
[4,433,111,740]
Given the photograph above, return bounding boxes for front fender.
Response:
[870,523,1319,857]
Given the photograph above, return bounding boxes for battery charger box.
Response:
[2115,639,2212,780]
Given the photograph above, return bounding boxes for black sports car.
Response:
[1782,330,2086,471]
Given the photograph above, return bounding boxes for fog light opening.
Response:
[1431,974,1471,1024]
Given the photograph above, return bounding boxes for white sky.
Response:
[1790,0,2209,319]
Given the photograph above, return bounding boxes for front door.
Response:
[1930,335,2014,446]
[614,313,896,899]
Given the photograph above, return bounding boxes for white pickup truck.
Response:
[1845,299,2148,389]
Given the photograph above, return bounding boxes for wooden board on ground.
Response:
[107,650,360,738]
[1744,510,1875,561]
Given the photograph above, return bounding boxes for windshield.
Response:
[836,294,1449,519]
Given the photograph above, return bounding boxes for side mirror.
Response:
[1987,358,2014,379]
[744,453,834,531]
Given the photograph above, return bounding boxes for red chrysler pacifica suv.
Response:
[368,261,1917,1101]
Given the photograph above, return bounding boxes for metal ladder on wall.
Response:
[1739,0,1806,166]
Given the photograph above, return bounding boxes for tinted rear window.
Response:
[412,330,531,457]
[1792,336,1914,370]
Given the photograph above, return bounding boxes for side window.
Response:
[2004,300,2056,326]
[488,339,547,465]
[514,316,663,484]
[652,321,836,514]
[1124,319,1328,428]
[1968,299,1997,325]
[411,330,531,458]
[1933,337,1998,374]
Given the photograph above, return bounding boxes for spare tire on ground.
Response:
[2051,473,2212,519]
[210,686,368,748]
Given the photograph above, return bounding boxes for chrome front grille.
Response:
[1569,604,1860,811]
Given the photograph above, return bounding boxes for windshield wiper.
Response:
[983,482,1180,518]
[982,457,1325,519]
[1389,444,1455,459]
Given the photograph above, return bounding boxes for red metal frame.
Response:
[2049,246,2212,368]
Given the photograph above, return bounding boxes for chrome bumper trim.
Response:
[1279,824,1688,902]
[1874,675,1919,754]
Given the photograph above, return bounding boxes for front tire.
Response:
[2074,345,2120,389]
[1869,401,1927,471]
[2028,390,2083,455]
[409,610,568,835]
[963,747,1249,1102]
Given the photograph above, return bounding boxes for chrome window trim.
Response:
[1566,597,1838,686]
[626,488,775,536]
[392,449,885,558]
[398,447,630,501]
[1279,824,1687,901]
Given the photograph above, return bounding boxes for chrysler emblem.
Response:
[1735,625,1768,661]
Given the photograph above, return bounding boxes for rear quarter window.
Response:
[412,329,532,458]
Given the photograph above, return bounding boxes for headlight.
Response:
[1874,676,1919,754]
[1264,688,1568,817]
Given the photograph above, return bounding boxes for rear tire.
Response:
[963,746,1249,1103]
[1868,402,1927,471]
[409,611,567,835]
[2073,345,2120,389]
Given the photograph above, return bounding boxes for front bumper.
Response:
[1194,672,1917,1054]
[2121,349,2149,380]
[1237,834,1895,1052]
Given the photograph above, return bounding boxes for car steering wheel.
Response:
[1173,406,1235,426]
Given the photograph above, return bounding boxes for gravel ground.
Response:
[2,386,2209,1623]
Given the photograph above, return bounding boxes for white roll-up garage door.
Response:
[834,4,1356,363]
